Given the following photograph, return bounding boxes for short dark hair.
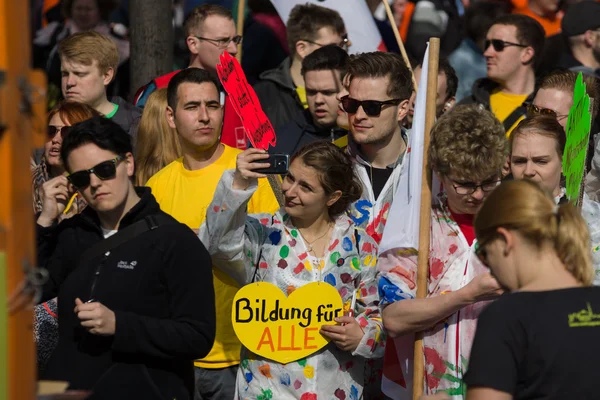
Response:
[291,141,362,217]
[465,1,511,43]
[286,4,346,56]
[183,3,233,37]
[490,14,545,70]
[439,58,458,101]
[61,116,132,172]
[167,68,220,110]
[301,45,349,80]
[347,52,413,101]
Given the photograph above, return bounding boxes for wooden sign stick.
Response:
[236,0,246,63]
[382,0,418,91]
[412,38,440,400]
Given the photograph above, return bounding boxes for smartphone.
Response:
[253,154,289,174]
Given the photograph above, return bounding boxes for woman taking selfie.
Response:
[200,141,384,399]
[465,179,600,399]
[509,115,600,283]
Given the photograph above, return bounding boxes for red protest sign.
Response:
[216,52,277,150]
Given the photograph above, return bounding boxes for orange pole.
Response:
[0,0,47,399]
[382,0,418,91]
[412,38,439,400]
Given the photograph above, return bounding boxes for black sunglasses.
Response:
[527,104,568,120]
[341,96,402,117]
[48,125,72,139]
[67,156,123,189]
[301,33,349,50]
[484,39,527,52]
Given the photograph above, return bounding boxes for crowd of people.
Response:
[29,0,600,399]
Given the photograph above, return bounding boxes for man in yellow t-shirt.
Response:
[146,68,279,400]
[458,14,545,136]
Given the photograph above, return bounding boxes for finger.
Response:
[242,148,268,156]
[320,329,345,342]
[242,162,271,170]
[75,298,84,306]
[320,324,346,334]
[335,316,356,324]
[80,319,98,328]
[242,172,268,179]
[76,310,98,321]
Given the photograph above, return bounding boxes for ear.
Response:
[443,97,456,113]
[326,190,343,207]
[124,152,135,178]
[102,67,115,86]
[521,46,535,65]
[166,106,177,130]
[397,99,410,123]
[496,227,514,255]
[295,41,310,60]
[186,36,199,55]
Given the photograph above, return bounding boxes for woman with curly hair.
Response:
[378,104,509,398]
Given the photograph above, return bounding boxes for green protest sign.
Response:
[563,73,592,206]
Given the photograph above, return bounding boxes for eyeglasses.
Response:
[67,156,123,189]
[484,39,527,52]
[193,35,243,49]
[48,125,71,139]
[301,33,349,51]
[341,96,402,117]
[527,104,569,120]
[450,179,501,195]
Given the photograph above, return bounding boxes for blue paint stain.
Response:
[324,273,337,287]
[280,373,291,386]
[269,230,282,245]
[342,237,353,251]
[350,385,359,400]
[378,276,414,305]
[245,372,253,383]
[350,199,372,226]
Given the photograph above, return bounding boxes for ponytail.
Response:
[555,203,594,285]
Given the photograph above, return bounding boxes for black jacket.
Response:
[253,57,304,130]
[458,77,535,132]
[111,96,142,142]
[271,110,348,155]
[39,187,215,400]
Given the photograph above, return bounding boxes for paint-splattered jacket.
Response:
[377,195,490,399]
[199,170,385,400]
[346,133,407,245]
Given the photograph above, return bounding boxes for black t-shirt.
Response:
[464,287,600,399]
[369,166,394,200]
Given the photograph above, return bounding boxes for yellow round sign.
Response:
[231,281,344,364]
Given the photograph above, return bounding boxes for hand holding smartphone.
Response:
[252,153,289,175]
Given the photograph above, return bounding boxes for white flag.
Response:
[379,43,430,255]
[270,0,385,54]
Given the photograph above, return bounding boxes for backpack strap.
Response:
[502,103,527,132]
[79,214,173,266]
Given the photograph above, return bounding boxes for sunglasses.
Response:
[484,39,527,52]
[341,96,402,117]
[526,104,569,120]
[67,156,123,189]
[48,125,72,139]
[302,33,350,51]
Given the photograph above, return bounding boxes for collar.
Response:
[347,128,409,169]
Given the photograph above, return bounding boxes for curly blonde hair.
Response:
[428,104,508,181]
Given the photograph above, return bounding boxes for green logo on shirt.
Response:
[568,303,600,327]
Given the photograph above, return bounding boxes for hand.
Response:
[463,272,504,303]
[319,315,364,352]
[74,298,116,336]
[233,148,270,190]
[37,175,74,226]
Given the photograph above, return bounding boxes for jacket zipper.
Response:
[87,251,110,302]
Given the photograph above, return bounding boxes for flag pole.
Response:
[412,37,440,400]
[382,0,418,91]
[236,0,246,62]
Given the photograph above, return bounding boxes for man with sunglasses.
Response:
[37,116,216,400]
[344,52,412,244]
[254,3,348,131]
[133,4,246,149]
[459,14,545,136]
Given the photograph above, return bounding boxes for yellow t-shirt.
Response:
[296,86,309,109]
[489,90,528,137]
[146,145,280,368]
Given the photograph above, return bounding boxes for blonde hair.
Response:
[58,31,119,76]
[135,89,182,186]
[428,104,508,181]
[475,180,593,285]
